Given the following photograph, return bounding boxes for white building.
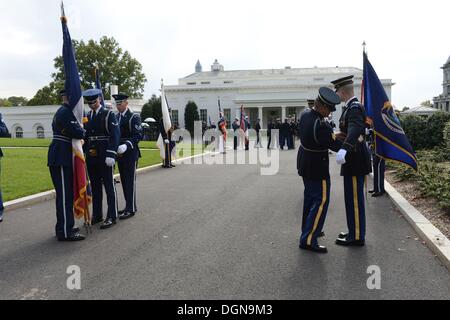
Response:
[0,100,145,139]
[433,55,450,112]
[0,60,394,138]
[165,60,394,129]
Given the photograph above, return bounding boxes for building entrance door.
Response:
[263,108,282,128]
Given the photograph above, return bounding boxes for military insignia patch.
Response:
[381,102,404,135]
[332,133,336,141]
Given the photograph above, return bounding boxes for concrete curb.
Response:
[3,151,212,213]
[383,178,450,271]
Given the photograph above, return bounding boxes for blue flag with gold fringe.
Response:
[363,52,418,170]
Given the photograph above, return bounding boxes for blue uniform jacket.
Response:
[48,104,86,167]
[297,109,342,180]
[84,107,120,165]
[117,108,143,162]
[339,97,372,176]
[0,113,10,157]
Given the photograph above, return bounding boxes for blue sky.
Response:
[0,0,448,108]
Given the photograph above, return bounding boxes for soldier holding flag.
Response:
[332,75,371,247]
[157,82,175,168]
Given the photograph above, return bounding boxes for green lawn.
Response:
[0,138,158,149]
[0,143,204,202]
[0,138,52,147]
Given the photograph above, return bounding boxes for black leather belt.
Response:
[300,145,328,153]
[52,135,71,144]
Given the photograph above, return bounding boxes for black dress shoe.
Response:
[318,231,325,238]
[162,165,172,169]
[119,211,135,221]
[91,216,104,225]
[338,232,348,239]
[335,237,365,247]
[372,191,386,198]
[299,244,328,253]
[368,190,376,194]
[170,163,176,168]
[100,219,117,230]
[57,233,86,242]
[72,227,80,233]
[118,210,126,215]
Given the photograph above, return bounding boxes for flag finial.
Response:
[362,41,367,53]
[60,1,67,23]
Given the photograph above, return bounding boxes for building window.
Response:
[447,102,449,112]
[187,82,196,85]
[224,109,231,129]
[201,82,211,85]
[36,126,45,139]
[171,110,179,127]
[224,81,234,84]
[200,109,208,124]
[15,126,23,139]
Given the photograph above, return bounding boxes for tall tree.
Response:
[184,101,200,135]
[29,36,147,105]
[141,95,162,122]
[0,99,12,107]
[28,84,60,106]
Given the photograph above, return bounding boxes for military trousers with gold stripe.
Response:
[300,177,330,247]
[343,176,366,241]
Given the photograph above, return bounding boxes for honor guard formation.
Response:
[48,89,143,241]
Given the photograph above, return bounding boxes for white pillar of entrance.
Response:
[258,106,263,127]
[281,106,287,122]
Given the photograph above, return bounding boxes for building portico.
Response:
[164,60,394,130]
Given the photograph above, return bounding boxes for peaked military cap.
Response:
[331,75,354,91]
[112,93,129,104]
[317,87,340,112]
[82,88,102,103]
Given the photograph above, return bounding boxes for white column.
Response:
[258,106,263,127]
[281,106,287,122]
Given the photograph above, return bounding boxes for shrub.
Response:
[425,112,450,148]
[400,114,427,150]
[444,121,450,149]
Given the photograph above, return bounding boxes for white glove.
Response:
[164,139,170,144]
[117,144,128,155]
[105,157,116,167]
[336,149,347,165]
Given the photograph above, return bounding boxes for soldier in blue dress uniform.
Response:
[113,93,143,220]
[48,90,86,241]
[297,87,343,253]
[159,109,175,168]
[332,75,372,247]
[0,112,10,223]
[367,128,386,197]
[83,89,121,230]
